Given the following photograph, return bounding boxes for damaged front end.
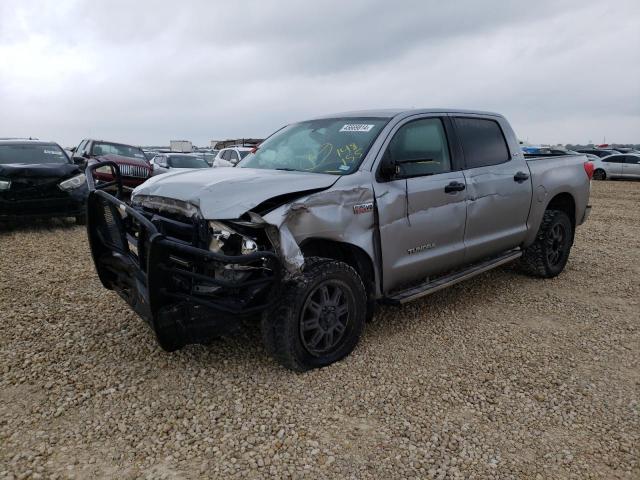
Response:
[86,178,282,350]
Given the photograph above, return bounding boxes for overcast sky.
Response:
[1,0,638,147]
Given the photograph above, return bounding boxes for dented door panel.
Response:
[374,172,467,293]
[462,163,532,263]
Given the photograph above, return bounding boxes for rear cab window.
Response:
[453,117,510,169]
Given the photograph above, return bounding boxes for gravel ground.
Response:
[1,181,638,479]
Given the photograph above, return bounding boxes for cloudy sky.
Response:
[1,0,638,147]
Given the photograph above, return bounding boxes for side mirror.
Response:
[379,150,397,180]
[70,146,77,153]
[72,156,87,167]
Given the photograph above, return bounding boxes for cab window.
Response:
[386,118,451,177]
[454,117,510,168]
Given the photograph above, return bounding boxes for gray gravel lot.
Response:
[1,181,639,479]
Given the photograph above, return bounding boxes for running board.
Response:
[384,249,522,305]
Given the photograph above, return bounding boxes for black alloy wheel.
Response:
[300,280,351,356]
[546,223,567,267]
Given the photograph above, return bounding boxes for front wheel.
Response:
[593,169,606,180]
[261,258,366,371]
[520,210,573,278]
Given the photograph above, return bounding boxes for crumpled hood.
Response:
[132,167,340,219]
[0,162,81,180]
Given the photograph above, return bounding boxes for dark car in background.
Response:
[575,148,621,158]
[0,140,88,223]
[72,139,152,190]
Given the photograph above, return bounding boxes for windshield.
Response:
[92,142,147,160]
[0,144,69,165]
[168,155,209,169]
[238,117,389,174]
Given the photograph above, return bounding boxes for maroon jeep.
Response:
[71,139,152,190]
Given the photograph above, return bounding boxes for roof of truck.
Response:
[311,108,504,119]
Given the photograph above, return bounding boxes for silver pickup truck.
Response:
[85,109,593,371]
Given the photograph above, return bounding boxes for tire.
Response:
[593,169,606,180]
[520,210,573,278]
[75,214,87,225]
[261,257,367,371]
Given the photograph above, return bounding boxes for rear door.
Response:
[452,116,532,264]
[622,155,640,178]
[374,115,468,293]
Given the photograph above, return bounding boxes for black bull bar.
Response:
[85,162,281,351]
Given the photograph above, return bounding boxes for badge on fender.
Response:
[353,203,374,214]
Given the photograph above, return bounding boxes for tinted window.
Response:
[625,156,639,164]
[454,117,510,168]
[91,142,146,160]
[222,150,232,161]
[167,155,209,168]
[386,118,451,177]
[0,144,69,165]
[603,156,624,163]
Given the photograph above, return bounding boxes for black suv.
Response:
[0,140,88,223]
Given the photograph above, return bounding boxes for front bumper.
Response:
[87,189,281,350]
[0,187,87,219]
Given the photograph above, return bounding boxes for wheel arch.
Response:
[299,238,377,298]
[545,192,576,229]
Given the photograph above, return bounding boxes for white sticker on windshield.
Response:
[339,124,375,133]
[44,149,62,155]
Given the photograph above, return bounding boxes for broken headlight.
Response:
[208,221,259,256]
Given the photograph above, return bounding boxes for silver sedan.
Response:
[591,154,640,180]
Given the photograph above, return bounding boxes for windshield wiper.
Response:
[275,168,299,172]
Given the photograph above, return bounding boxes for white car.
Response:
[150,153,210,175]
[213,147,253,167]
[591,154,640,180]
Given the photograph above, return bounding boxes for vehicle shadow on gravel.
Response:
[0,217,80,234]
[172,265,524,373]
[366,264,523,341]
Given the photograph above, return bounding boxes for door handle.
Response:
[444,181,466,193]
[514,171,529,183]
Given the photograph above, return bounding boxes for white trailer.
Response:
[170,140,193,153]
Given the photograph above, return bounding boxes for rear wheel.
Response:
[520,210,573,278]
[261,257,366,371]
[593,169,606,180]
[75,214,87,225]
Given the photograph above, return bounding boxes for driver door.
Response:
[373,116,467,293]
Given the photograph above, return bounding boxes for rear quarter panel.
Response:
[523,155,591,246]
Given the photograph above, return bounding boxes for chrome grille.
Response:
[119,164,150,178]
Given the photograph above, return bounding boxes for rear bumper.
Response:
[87,190,281,350]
